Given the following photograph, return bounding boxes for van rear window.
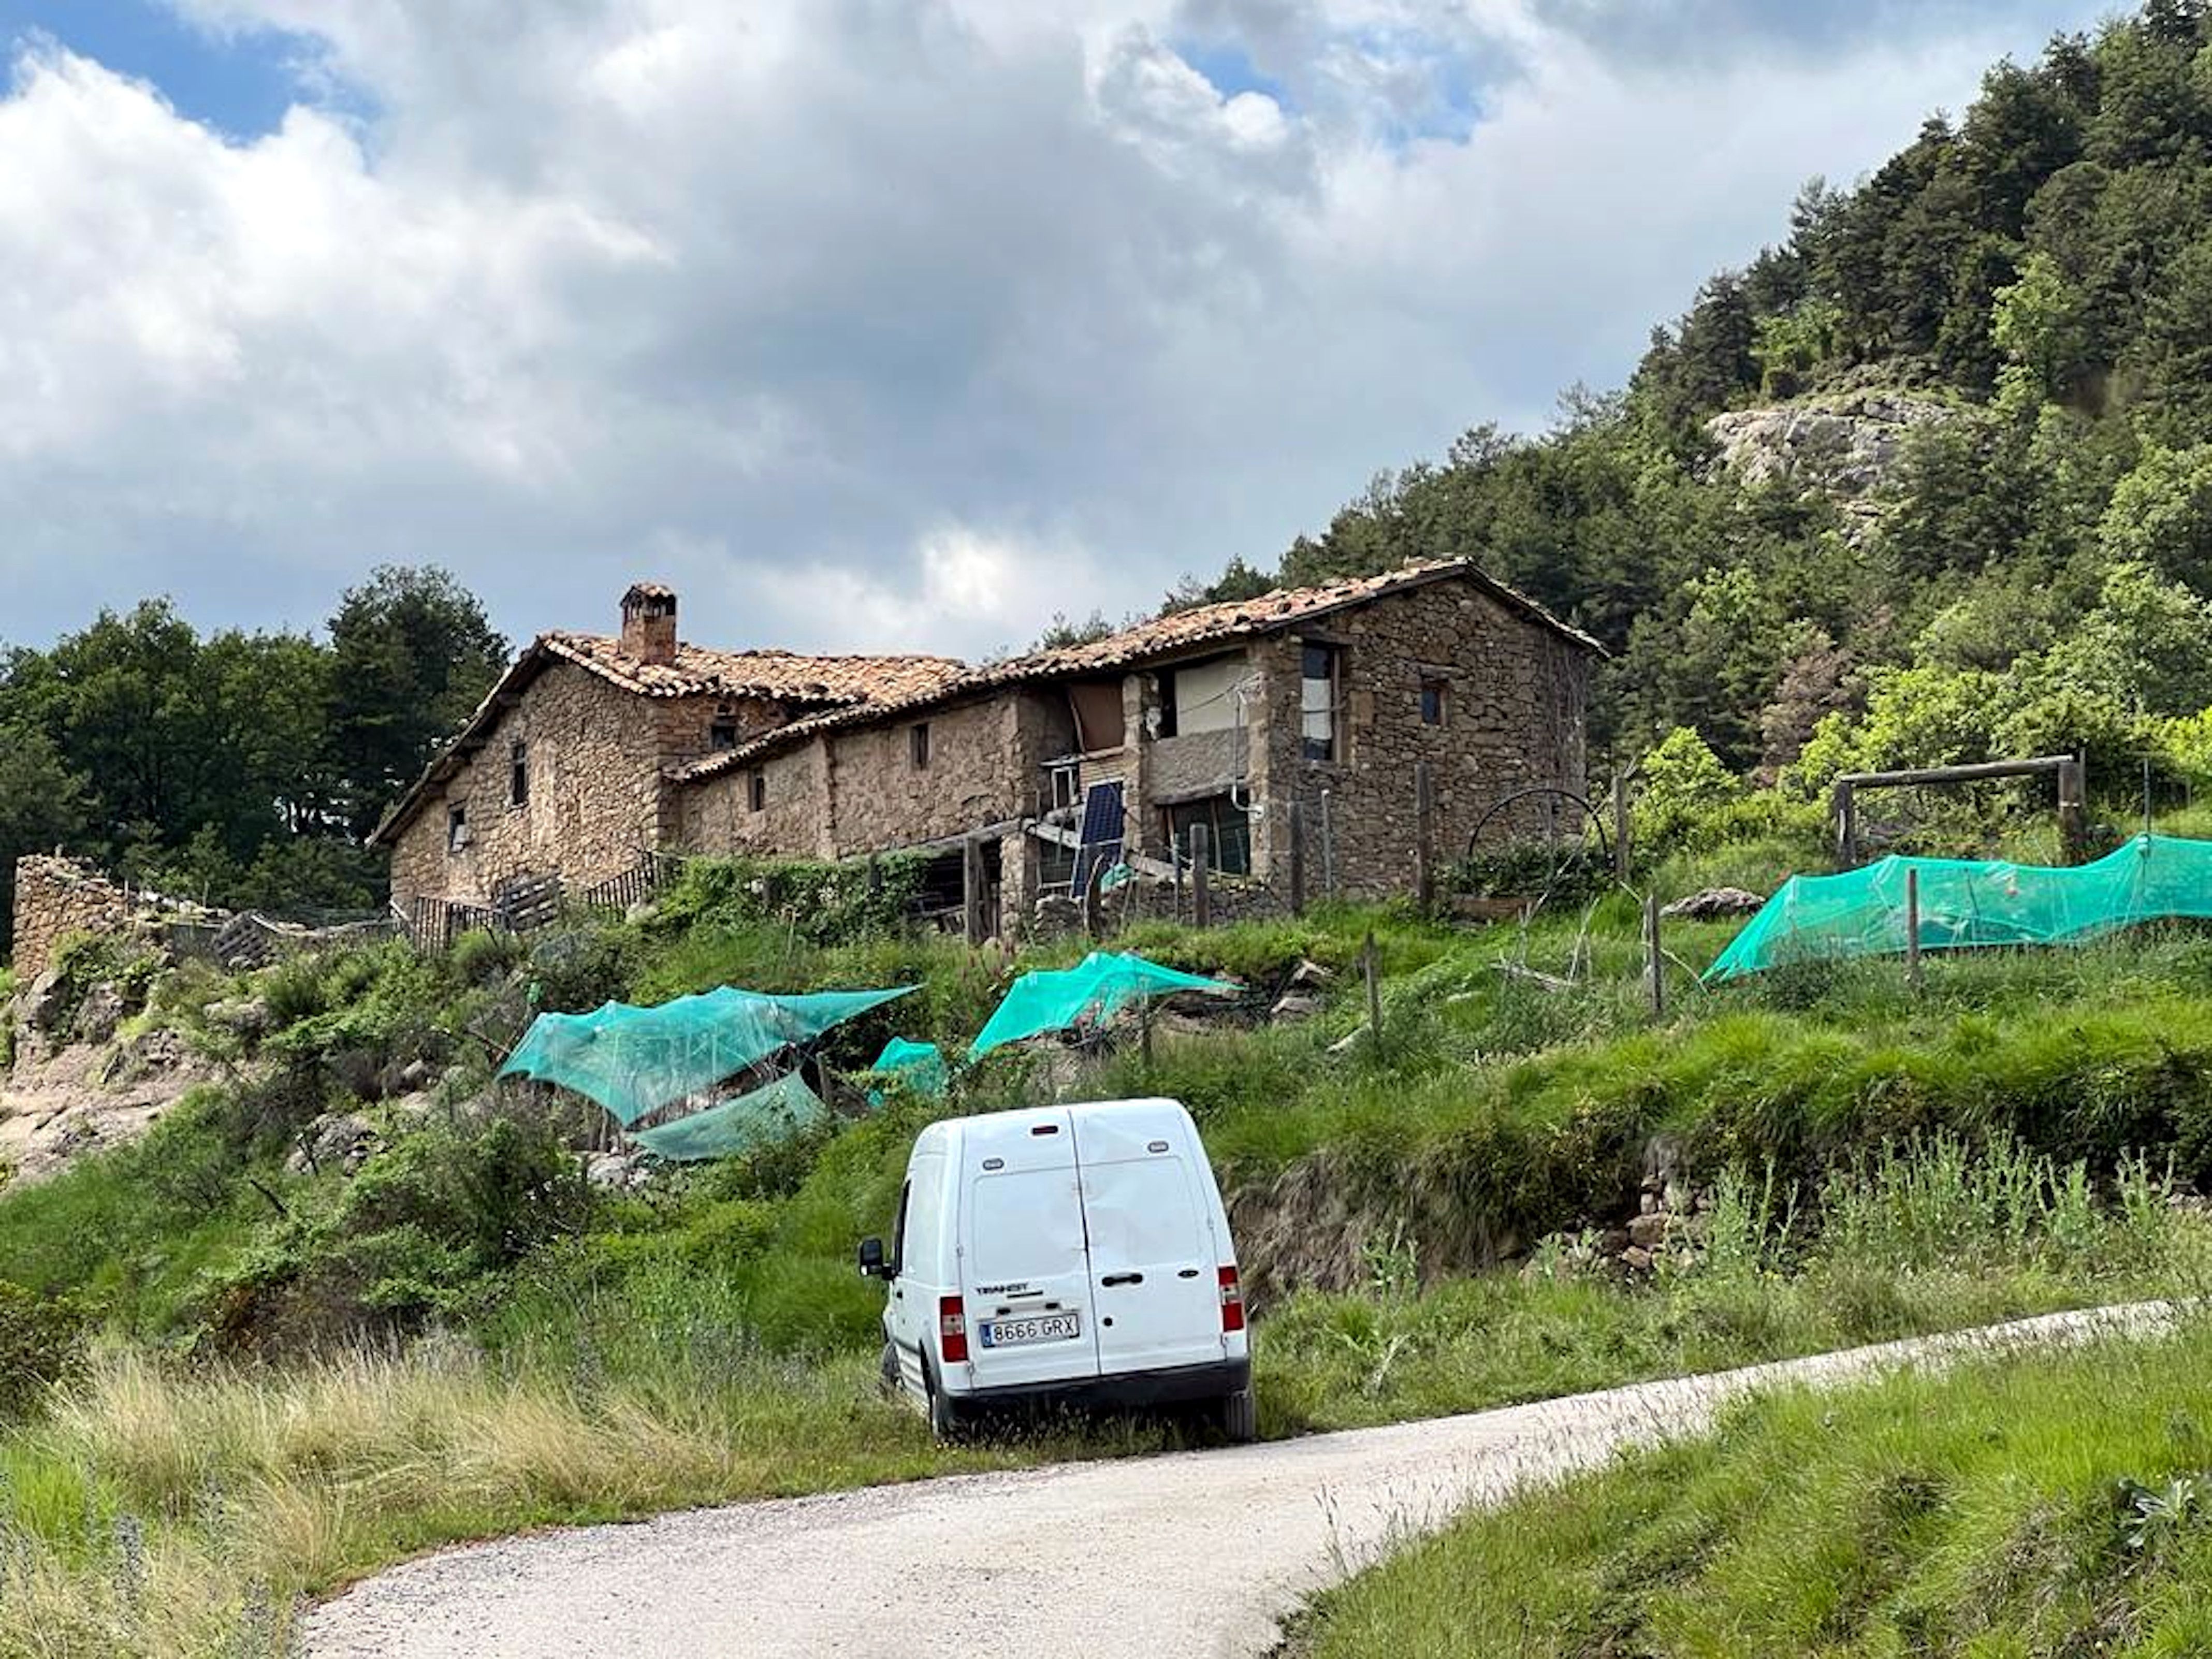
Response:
[969,1170,1085,1280]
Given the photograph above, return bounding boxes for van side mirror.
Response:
[858,1237,889,1278]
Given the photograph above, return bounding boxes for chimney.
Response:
[620,583,678,665]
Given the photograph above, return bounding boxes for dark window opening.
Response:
[1167,795,1253,877]
[911,722,932,768]
[748,770,766,813]
[709,718,740,751]
[446,805,470,854]
[1301,644,1341,762]
[891,1179,912,1278]
[509,740,529,807]
[1420,678,1448,727]
[1039,835,1077,892]
[1156,671,1178,738]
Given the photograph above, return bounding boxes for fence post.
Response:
[1083,857,1107,939]
[1833,779,1858,868]
[1612,769,1631,882]
[2058,756,2087,864]
[1643,891,1665,1018]
[962,835,986,947]
[1905,865,1923,995]
[1287,799,1307,916]
[1363,928,1384,1056]
[1320,788,1336,898]
[1413,761,1435,912]
[1191,823,1212,929]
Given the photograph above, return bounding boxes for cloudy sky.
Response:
[1,0,2112,660]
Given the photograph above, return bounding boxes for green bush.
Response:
[0,1280,90,1420]
[650,855,928,947]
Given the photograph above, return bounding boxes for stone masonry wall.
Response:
[9,856,132,981]
[387,662,688,912]
[679,743,835,860]
[1246,582,1590,897]
[822,693,1057,856]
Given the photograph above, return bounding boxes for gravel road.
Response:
[303,1305,2161,1659]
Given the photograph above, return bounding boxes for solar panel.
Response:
[1070,780,1126,893]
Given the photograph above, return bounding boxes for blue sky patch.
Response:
[0,0,338,138]
[1171,37,1292,109]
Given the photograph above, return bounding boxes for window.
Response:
[1301,643,1341,762]
[891,1179,912,1278]
[508,740,529,807]
[1155,670,1179,738]
[1420,676,1449,727]
[747,769,766,813]
[910,722,932,768]
[1166,795,1253,877]
[709,718,740,751]
[446,805,470,854]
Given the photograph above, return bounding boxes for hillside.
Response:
[1181,0,2212,806]
[7,837,2212,1653]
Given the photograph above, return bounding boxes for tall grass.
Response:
[0,1336,1162,1659]
[1290,1313,2212,1658]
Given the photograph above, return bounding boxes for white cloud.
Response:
[0,0,2109,657]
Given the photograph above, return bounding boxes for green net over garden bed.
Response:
[498,984,913,1125]
[630,1073,833,1162]
[969,951,1235,1058]
[1705,835,2212,982]
[866,1037,948,1099]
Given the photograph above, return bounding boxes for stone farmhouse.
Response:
[374,562,1601,937]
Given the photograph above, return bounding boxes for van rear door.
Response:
[1071,1102,1226,1377]
[956,1108,1101,1390]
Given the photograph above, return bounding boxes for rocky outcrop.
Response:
[1705,391,1959,537]
[0,1024,219,1185]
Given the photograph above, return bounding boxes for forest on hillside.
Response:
[1192,0,2212,806]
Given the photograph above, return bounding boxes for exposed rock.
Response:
[23,970,68,1036]
[207,997,272,1041]
[1661,886,1767,921]
[1705,391,1957,540]
[1286,958,1334,991]
[1621,1245,1654,1272]
[72,984,127,1046]
[0,1029,216,1184]
[287,1113,378,1176]
[586,1150,647,1191]
[1269,992,1323,1023]
[1627,1212,1673,1249]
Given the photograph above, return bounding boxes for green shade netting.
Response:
[867,1037,948,1098]
[1705,835,2212,983]
[499,984,914,1125]
[631,1073,832,1162]
[969,951,1235,1058]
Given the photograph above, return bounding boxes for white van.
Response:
[858,1098,1255,1442]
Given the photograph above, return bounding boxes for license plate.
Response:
[978,1312,1082,1348]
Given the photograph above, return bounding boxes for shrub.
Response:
[0,1279,90,1420]
[651,855,928,947]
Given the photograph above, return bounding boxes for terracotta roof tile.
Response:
[674,558,1599,781]
[541,632,966,704]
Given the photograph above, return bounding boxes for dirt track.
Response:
[303,1305,2161,1659]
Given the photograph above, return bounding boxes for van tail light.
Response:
[1218,1265,1245,1333]
[939,1296,969,1363]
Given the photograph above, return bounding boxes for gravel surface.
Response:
[303,1305,2163,1659]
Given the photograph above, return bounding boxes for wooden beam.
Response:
[1026,819,1178,880]
[1834,756,2072,789]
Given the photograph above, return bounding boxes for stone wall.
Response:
[387,662,688,912]
[1245,581,1591,896]
[679,743,835,860]
[9,856,132,981]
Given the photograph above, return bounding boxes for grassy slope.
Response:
[1292,1318,2212,1658]
[10,841,2212,1653]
